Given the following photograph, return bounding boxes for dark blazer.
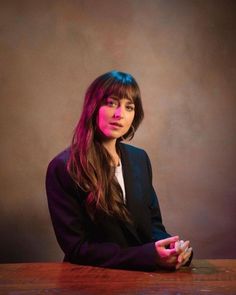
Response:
[46,143,171,271]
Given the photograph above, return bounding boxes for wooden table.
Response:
[0,260,235,294]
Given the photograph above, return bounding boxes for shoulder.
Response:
[45,147,79,194]
[47,147,70,170]
[46,147,71,184]
[119,142,148,159]
[119,142,153,180]
[119,142,151,168]
[49,147,71,165]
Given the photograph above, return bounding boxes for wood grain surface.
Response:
[0,260,235,294]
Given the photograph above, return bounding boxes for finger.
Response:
[177,252,184,263]
[181,253,192,266]
[175,240,181,252]
[169,242,175,249]
[178,247,192,263]
[182,247,192,260]
[178,240,190,253]
[177,250,187,263]
[156,236,179,247]
[182,253,191,264]
[182,240,190,249]
[166,248,178,256]
[179,240,185,248]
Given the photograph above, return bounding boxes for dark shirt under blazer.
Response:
[46,143,171,270]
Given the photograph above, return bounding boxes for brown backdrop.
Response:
[0,0,236,262]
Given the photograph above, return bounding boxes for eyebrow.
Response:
[109,96,134,104]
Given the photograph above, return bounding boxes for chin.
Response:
[106,134,122,140]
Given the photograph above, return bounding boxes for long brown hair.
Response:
[67,71,144,222]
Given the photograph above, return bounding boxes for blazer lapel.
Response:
[119,143,143,244]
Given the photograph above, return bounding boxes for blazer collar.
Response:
[118,142,142,244]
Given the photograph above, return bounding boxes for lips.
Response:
[109,122,123,128]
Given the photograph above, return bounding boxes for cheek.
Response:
[97,107,109,128]
[128,112,135,125]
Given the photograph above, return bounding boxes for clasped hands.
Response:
[155,236,192,270]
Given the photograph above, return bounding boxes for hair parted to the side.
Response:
[67,71,144,222]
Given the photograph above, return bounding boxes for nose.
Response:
[114,106,124,119]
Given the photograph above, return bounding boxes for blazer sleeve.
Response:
[46,156,158,271]
[145,152,193,266]
[144,152,171,241]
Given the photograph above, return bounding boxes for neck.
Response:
[102,139,120,166]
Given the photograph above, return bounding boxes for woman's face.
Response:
[97,96,135,140]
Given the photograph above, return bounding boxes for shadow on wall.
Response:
[0,208,63,263]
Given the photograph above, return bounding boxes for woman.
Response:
[46,71,192,271]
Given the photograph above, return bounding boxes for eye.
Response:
[106,98,118,107]
[126,104,135,112]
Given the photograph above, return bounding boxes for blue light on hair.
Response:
[111,71,133,84]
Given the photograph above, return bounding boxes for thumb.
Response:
[156,236,179,247]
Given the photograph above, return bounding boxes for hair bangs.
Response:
[102,78,139,104]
